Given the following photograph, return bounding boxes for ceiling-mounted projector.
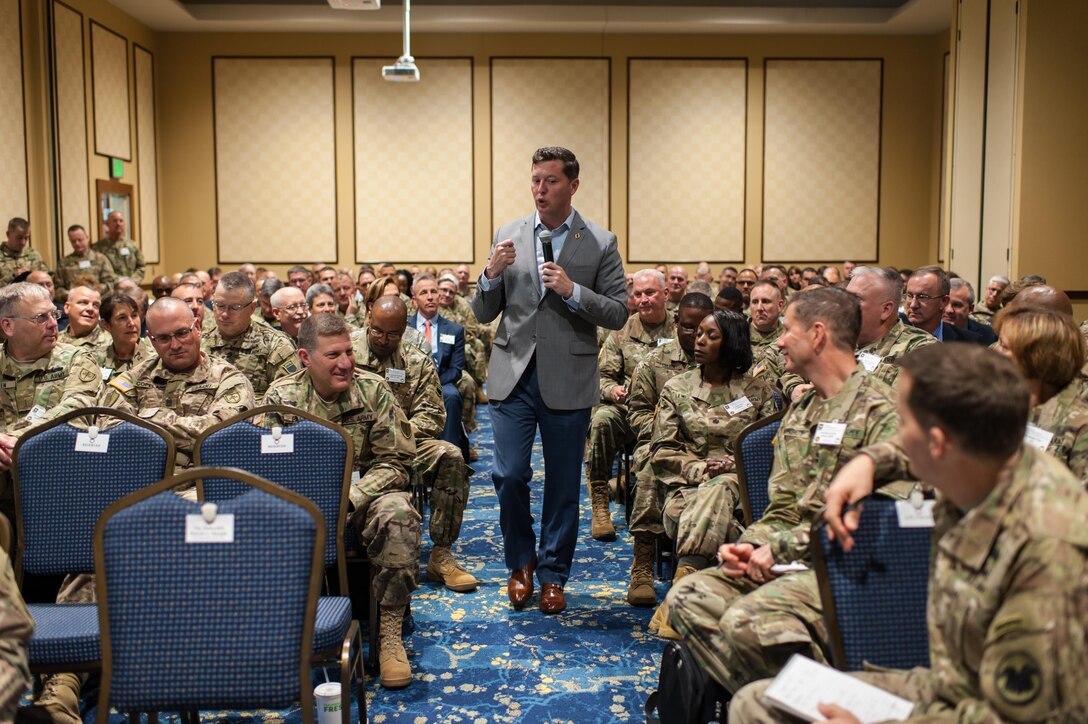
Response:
[382,56,420,82]
[327,0,380,9]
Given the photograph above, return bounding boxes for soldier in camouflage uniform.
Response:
[992,306,1088,484]
[0,548,32,722]
[100,298,255,469]
[95,293,154,381]
[625,292,712,605]
[734,345,1088,722]
[970,273,1009,325]
[92,211,145,283]
[666,288,903,690]
[780,265,935,401]
[747,281,786,388]
[201,271,301,397]
[57,285,112,354]
[264,314,419,690]
[0,218,48,285]
[587,269,675,541]
[55,224,117,298]
[437,275,482,433]
[354,296,477,593]
[664,265,688,315]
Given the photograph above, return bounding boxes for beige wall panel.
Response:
[353,57,473,264]
[0,0,28,218]
[90,21,130,160]
[134,45,159,263]
[763,59,882,262]
[628,59,746,263]
[491,58,609,233]
[54,2,91,240]
[213,57,336,264]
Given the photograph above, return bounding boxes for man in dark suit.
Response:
[471,146,627,614]
[905,265,984,344]
[944,277,998,345]
[409,273,467,454]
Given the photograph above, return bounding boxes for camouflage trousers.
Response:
[465,335,488,387]
[414,438,469,548]
[729,667,936,722]
[667,568,828,694]
[663,473,745,563]
[629,444,663,537]
[351,491,421,608]
[457,371,478,434]
[0,553,32,722]
[584,403,636,484]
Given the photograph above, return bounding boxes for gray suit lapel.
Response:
[516,217,541,303]
[556,211,587,269]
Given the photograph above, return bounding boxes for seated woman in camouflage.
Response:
[647,310,779,635]
[95,293,153,381]
[993,306,1088,485]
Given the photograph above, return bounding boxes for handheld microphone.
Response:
[540,229,554,264]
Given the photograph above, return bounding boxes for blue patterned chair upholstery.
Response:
[735,409,786,526]
[12,407,174,671]
[812,495,931,672]
[94,467,342,722]
[195,406,366,715]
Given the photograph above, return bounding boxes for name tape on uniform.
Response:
[185,513,235,543]
[812,422,847,446]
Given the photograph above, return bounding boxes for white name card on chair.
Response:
[261,426,295,454]
[75,426,110,453]
[185,514,235,543]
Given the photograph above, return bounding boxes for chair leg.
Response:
[340,621,366,724]
[367,566,379,671]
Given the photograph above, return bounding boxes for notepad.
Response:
[763,655,914,723]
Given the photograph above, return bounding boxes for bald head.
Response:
[368,295,409,358]
[1008,284,1073,317]
[373,294,407,319]
[146,296,194,326]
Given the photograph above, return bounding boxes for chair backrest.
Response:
[95,466,323,719]
[194,405,352,591]
[12,407,175,579]
[735,409,786,526]
[812,495,931,672]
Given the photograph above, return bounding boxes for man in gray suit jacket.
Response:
[471,146,627,614]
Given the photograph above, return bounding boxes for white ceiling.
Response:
[106,0,952,35]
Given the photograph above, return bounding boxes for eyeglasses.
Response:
[903,292,943,303]
[148,320,197,344]
[279,303,308,313]
[736,279,756,287]
[211,300,253,314]
[369,328,403,342]
[6,309,61,325]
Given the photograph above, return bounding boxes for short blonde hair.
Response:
[993,307,1084,389]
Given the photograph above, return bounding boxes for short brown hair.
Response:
[899,345,1028,459]
[532,147,579,181]
[992,307,1084,390]
[785,286,860,352]
[297,312,350,352]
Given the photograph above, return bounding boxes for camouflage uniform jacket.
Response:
[351,326,430,357]
[56,250,117,294]
[1027,380,1088,484]
[599,313,676,401]
[651,367,780,488]
[749,323,786,386]
[200,320,302,397]
[94,337,155,381]
[0,246,48,285]
[742,365,898,563]
[970,300,996,325]
[0,549,32,720]
[628,339,697,444]
[0,343,102,436]
[57,325,112,351]
[440,295,482,342]
[99,353,255,467]
[91,238,145,282]
[352,333,445,441]
[263,368,415,511]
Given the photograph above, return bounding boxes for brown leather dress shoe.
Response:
[539,583,566,614]
[508,557,536,609]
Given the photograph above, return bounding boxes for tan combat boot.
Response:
[378,605,412,689]
[19,673,82,723]
[426,546,479,592]
[648,565,696,639]
[588,480,616,541]
[626,534,657,606]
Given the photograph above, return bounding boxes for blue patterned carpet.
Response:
[86,403,668,722]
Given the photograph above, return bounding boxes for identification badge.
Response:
[24,404,47,424]
[385,368,406,384]
[100,367,113,381]
[439,333,456,345]
[724,396,754,416]
[185,514,235,543]
[813,421,847,446]
[261,430,295,454]
[857,352,882,372]
[656,338,671,347]
[1023,423,1054,450]
[78,260,91,269]
[75,428,110,453]
[351,470,361,484]
[895,499,936,528]
[119,247,130,256]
